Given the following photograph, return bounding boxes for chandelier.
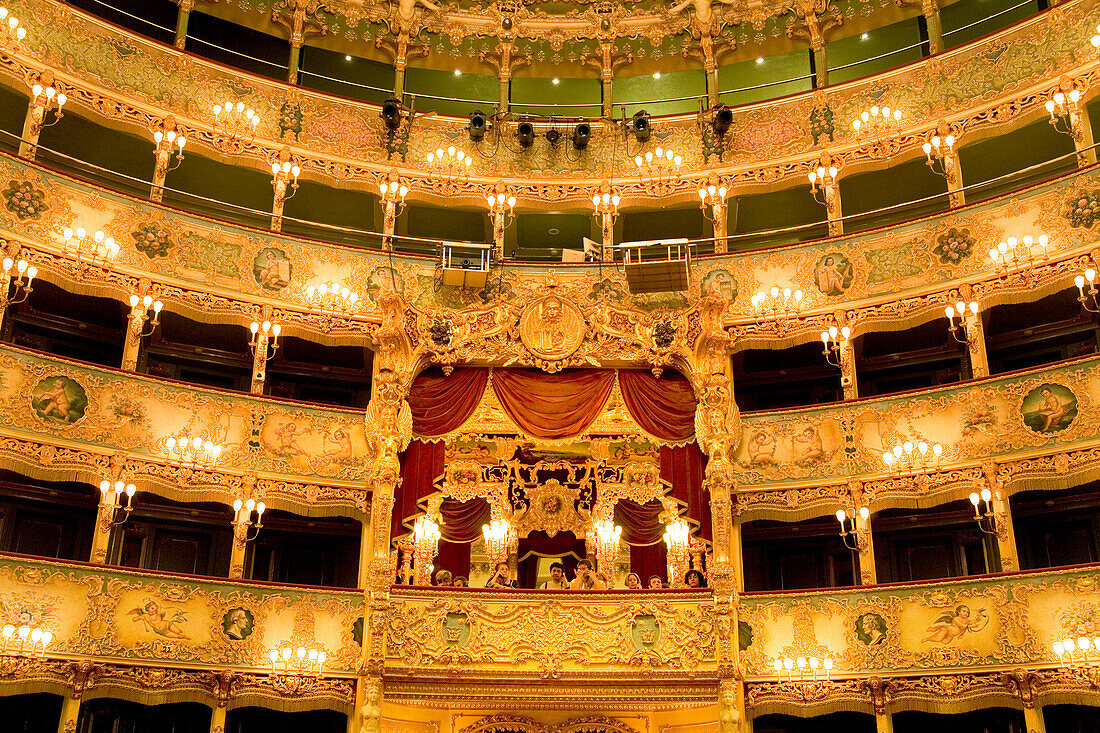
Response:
[61,227,119,270]
[752,286,803,322]
[212,101,259,148]
[268,645,327,676]
[0,257,35,306]
[98,480,136,527]
[164,433,222,469]
[663,518,691,587]
[635,146,682,179]
[425,146,471,179]
[305,282,359,317]
[482,518,512,563]
[412,515,441,585]
[988,234,1049,275]
[851,105,902,140]
[0,7,26,46]
[592,519,622,579]
[1053,636,1100,666]
[773,655,834,682]
[0,625,52,657]
[882,439,943,474]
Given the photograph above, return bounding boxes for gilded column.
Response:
[1003,671,1046,733]
[272,0,325,85]
[960,288,989,379]
[89,454,128,564]
[270,146,300,233]
[120,278,158,373]
[19,71,65,161]
[922,0,942,54]
[174,0,194,50]
[787,1,840,88]
[854,513,877,584]
[358,502,375,589]
[57,662,96,733]
[583,38,630,119]
[150,116,185,204]
[983,462,1020,573]
[876,712,894,733]
[209,706,227,733]
[838,338,858,399]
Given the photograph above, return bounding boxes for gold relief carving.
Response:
[518,294,587,369]
[457,715,642,733]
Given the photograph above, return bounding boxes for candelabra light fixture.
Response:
[98,480,136,527]
[969,488,997,535]
[425,146,472,179]
[28,80,66,132]
[268,645,327,676]
[0,7,27,46]
[1091,23,1100,49]
[883,439,944,475]
[212,101,259,147]
[232,498,265,543]
[851,105,903,140]
[487,190,518,227]
[922,132,956,179]
[249,320,281,363]
[379,177,409,215]
[820,325,851,368]
[0,625,52,657]
[698,183,727,221]
[946,300,979,344]
[61,227,120,270]
[412,515,441,585]
[0,257,35,306]
[592,189,621,220]
[1077,268,1100,313]
[773,655,834,682]
[305,282,359,317]
[1053,635,1100,667]
[1046,88,1083,136]
[593,519,623,576]
[482,518,512,564]
[151,121,186,172]
[164,433,223,470]
[664,518,691,586]
[635,146,682,179]
[808,163,838,206]
[835,507,868,551]
[128,294,163,337]
[752,286,804,322]
[270,158,301,202]
[988,234,1049,275]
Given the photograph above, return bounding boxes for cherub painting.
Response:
[922,604,989,644]
[814,253,854,296]
[794,426,826,466]
[1022,383,1078,434]
[253,247,292,291]
[270,421,309,458]
[746,431,776,465]
[128,600,189,640]
[323,427,353,460]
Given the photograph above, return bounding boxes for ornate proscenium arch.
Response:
[458,715,643,733]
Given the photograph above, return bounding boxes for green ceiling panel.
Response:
[406,204,488,243]
[827,17,924,85]
[511,77,602,118]
[941,0,1040,50]
[37,112,155,198]
[615,69,707,117]
[516,211,593,253]
[404,67,498,116]
[718,50,813,107]
[299,47,395,105]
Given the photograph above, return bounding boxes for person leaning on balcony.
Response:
[624,572,642,590]
[485,561,518,589]
[539,562,570,590]
[452,576,468,587]
[433,569,453,586]
[570,558,607,590]
[648,575,665,589]
[685,569,707,588]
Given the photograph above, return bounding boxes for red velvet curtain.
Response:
[492,369,616,439]
[434,497,491,582]
[615,498,668,586]
[394,368,489,544]
[618,369,697,443]
[662,444,711,542]
[517,531,587,589]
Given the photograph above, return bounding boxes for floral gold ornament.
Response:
[3,180,46,221]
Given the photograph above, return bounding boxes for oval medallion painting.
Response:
[31,376,88,425]
[1021,383,1078,435]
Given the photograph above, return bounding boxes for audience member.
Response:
[434,569,453,586]
[539,562,570,589]
[485,561,517,589]
[452,576,468,587]
[685,569,706,588]
[625,572,642,589]
[648,575,664,589]
[570,559,607,590]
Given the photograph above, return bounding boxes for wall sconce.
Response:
[635,146,682,179]
[945,300,978,344]
[923,132,956,179]
[305,282,359,317]
[151,119,186,173]
[698,183,728,223]
[883,440,944,475]
[808,164,838,206]
[851,105,902,141]
[164,433,222,470]
[988,234,1048,275]
[663,518,691,588]
[593,519,623,578]
[969,488,997,535]
[820,325,850,368]
[1046,88,1082,137]
[232,498,265,544]
[128,294,162,337]
[591,189,621,221]
[752,286,803,323]
[0,257,36,306]
[212,101,259,151]
[268,645,326,676]
[27,79,66,134]
[270,159,301,203]
[773,655,834,682]
[61,227,119,270]
[1053,636,1100,667]
[98,480,136,527]
[0,7,27,47]
[249,320,281,363]
[1076,268,1100,313]
[425,146,471,179]
[1091,23,1100,50]
[487,190,517,228]
[0,625,52,657]
[835,507,868,551]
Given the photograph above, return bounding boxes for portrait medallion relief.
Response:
[518,295,586,362]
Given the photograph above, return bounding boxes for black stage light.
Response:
[381,98,402,131]
[545,128,562,145]
[469,110,488,141]
[572,121,591,150]
[711,105,733,137]
[632,110,651,142]
[517,120,535,148]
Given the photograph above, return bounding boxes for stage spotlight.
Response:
[711,105,733,137]
[572,121,591,150]
[632,110,651,142]
[468,110,488,141]
[545,128,562,145]
[517,120,535,148]
[381,98,402,131]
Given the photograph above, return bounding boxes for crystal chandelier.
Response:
[412,515,441,585]
[663,518,691,587]
[482,518,512,564]
[592,519,622,579]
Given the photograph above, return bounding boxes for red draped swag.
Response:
[491,369,616,439]
[614,498,668,584]
[394,368,488,543]
[518,531,587,589]
[434,497,491,582]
